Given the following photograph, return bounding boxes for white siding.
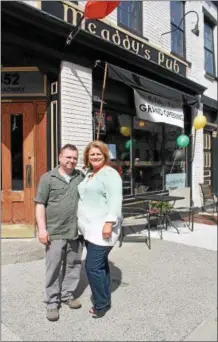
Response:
[191,112,204,208]
[60,62,93,167]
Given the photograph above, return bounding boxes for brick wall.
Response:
[143,1,171,51]
[60,62,93,168]
[142,1,217,99]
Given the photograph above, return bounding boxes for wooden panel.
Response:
[1,190,24,202]
[36,101,47,185]
[23,103,36,224]
[1,106,12,221]
[1,108,12,189]
[1,203,11,222]
[12,202,25,223]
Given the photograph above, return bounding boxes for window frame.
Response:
[170,1,186,59]
[204,18,216,77]
[117,1,143,37]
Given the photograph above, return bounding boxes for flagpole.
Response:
[96,62,108,140]
[65,15,85,47]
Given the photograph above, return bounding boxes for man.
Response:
[35,144,84,322]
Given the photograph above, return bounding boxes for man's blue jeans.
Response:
[85,241,113,312]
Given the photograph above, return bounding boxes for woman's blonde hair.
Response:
[83,140,110,169]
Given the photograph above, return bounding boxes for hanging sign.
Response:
[134,89,184,128]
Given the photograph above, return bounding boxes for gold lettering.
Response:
[88,22,97,34]
[166,58,173,70]
[112,30,121,45]
[158,52,165,65]
[173,60,180,74]
[122,35,131,50]
[132,40,139,54]
[144,49,151,60]
[62,3,83,26]
[101,29,110,41]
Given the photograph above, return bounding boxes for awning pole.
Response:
[96,62,108,140]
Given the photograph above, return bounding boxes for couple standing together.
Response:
[35,141,123,321]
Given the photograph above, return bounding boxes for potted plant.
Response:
[149,201,173,215]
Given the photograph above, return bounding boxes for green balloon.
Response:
[176,135,190,148]
[125,139,136,150]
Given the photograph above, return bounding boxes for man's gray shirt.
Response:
[35,166,84,240]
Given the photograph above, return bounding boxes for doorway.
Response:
[1,101,47,237]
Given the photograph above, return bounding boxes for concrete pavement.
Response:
[1,225,217,341]
[1,238,44,265]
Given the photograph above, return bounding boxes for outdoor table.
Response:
[136,194,185,238]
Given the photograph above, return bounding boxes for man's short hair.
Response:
[60,144,78,154]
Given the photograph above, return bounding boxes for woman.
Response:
[77,141,123,318]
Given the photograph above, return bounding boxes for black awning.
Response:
[107,63,202,107]
[203,95,218,112]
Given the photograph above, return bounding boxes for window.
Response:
[11,114,23,191]
[94,110,186,195]
[170,1,185,58]
[204,21,215,76]
[118,1,142,35]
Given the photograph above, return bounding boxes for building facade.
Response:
[1,1,218,237]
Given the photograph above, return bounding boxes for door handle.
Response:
[26,164,32,188]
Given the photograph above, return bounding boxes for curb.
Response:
[184,314,217,341]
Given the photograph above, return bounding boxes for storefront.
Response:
[1,1,208,237]
[93,63,205,198]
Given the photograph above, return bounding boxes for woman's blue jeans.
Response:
[85,241,113,312]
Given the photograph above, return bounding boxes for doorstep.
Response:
[1,224,36,238]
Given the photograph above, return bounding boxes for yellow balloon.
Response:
[120,126,131,137]
[193,115,207,130]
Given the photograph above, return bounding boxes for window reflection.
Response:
[133,121,163,192]
[97,111,186,195]
[11,114,23,191]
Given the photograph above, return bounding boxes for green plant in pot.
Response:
[150,201,173,215]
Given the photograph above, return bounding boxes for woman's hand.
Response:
[102,222,113,239]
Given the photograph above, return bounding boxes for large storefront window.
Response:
[94,110,187,195]
[133,118,185,193]
[133,119,163,192]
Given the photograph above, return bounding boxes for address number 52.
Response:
[2,73,20,86]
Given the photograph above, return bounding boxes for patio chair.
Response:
[199,183,217,214]
[120,198,151,249]
[166,187,200,232]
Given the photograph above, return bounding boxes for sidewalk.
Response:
[1,224,217,341]
[1,238,44,265]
